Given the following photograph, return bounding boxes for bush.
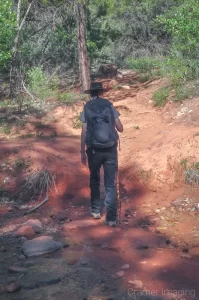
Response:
[127,57,163,73]
[27,67,52,100]
[173,85,190,101]
[153,86,170,107]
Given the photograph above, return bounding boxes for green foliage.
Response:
[15,158,25,169]
[27,67,52,100]
[158,1,199,57]
[153,86,170,107]
[138,74,151,83]
[0,0,16,69]
[127,57,162,73]
[174,85,190,101]
[57,92,87,105]
[0,120,11,135]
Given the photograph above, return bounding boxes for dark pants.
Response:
[86,146,118,221]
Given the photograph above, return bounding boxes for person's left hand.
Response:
[81,151,87,166]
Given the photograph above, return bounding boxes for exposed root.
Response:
[16,170,57,202]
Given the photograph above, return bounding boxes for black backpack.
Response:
[84,97,118,149]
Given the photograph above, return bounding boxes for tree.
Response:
[10,0,36,100]
[75,1,90,92]
[0,0,16,71]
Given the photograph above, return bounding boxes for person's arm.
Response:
[81,123,87,153]
[115,117,123,132]
[80,123,87,165]
[111,105,124,133]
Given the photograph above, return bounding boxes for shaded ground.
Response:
[1,74,199,299]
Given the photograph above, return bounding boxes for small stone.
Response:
[121,264,130,270]
[181,254,192,259]
[122,85,130,90]
[6,282,20,293]
[7,207,13,212]
[128,279,143,289]
[155,209,160,213]
[112,271,124,279]
[8,266,28,273]
[25,219,42,234]
[13,226,36,239]
[172,198,183,206]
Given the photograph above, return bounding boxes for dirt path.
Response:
[1,77,199,299]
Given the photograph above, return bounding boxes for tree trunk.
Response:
[10,0,35,101]
[75,2,90,92]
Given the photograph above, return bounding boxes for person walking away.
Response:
[80,82,123,227]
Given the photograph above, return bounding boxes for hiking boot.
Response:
[90,210,101,220]
[104,218,117,227]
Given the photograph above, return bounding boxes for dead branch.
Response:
[22,80,36,101]
[23,196,49,215]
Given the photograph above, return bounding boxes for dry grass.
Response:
[16,170,57,202]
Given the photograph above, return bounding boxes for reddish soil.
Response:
[1,75,199,299]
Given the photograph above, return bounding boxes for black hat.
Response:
[84,82,109,94]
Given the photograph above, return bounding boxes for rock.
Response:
[6,282,20,293]
[181,107,189,114]
[8,266,29,273]
[122,85,131,90]
[7,207,13,212]
[18,255,26,260]
[112,271,124,279]
[155,209,160,213]
[121,264,130,270]
[23,236,62,257]
[148,100,153,104]
[25,219,42,234]
[128,279,143,289]
[13,225,36,239]
[64,220,97,229]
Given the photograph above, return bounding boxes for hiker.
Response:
[80,82,123,227]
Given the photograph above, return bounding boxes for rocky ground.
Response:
[1,73,199,299]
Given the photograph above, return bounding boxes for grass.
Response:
[57,92,87,105]
[15,158,26,169]
[153,86,171,107]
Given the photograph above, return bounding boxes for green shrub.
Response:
[153,86,170,107]
[0,122,11,135]
[127,57,163,73]
[174,85,190,101]
[27,67,51,100]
